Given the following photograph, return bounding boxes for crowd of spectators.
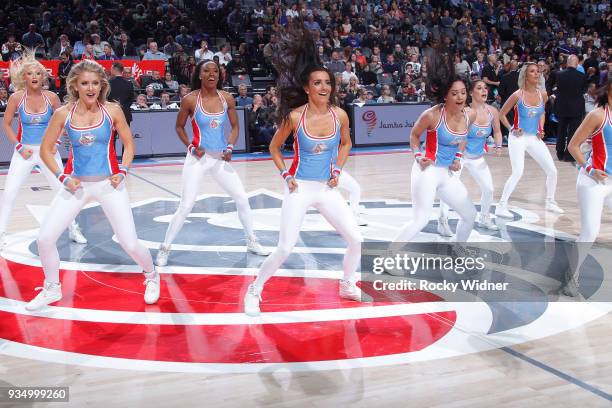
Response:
[0,0,610,146]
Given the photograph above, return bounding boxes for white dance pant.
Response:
[337,170,362,215]
[163,153,256,246]
[500,134,558,203]
[568,169,612,282]
[576,170,612,242]
[254,179,363,288]
[0,145,79,234]
[394,163,476,242]
[439,156,495,217]
[37,179,154,283]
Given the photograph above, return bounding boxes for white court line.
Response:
[0,297,454,326]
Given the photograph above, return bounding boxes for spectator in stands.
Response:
[482,54,501,102]
[472,52,486,78]
[116,32,137,58]
[131,94,149,110]
[164,72,179,92]
[377,84,395,103]
[304,14,321,33]
[346,77,360,96]
[163,35,180,57]
[122,66,140,89]
[145,85,161,104]
[214,44,233,66]
[396,82,417,102]
[81,44,96,60]
[208,0,224,14]
[227,53,249,76]
[262,85,276,107]
[1,35,23,61]
[0,88,8,112]
[248,94,275,145]
[171,84,190,102]
[353,88,368,105]
[326,51,345,76]
[21,24,44,51]
[143,71,166,92]
[98,44,118,61]
[57,51,73,93]
[50,34,70,59]
[383,54,401,76]
[341,62,358,85]
[143,42,168,61]
[194,40,214,63]
[159,92,178,109]
[175,26,193,51]
[236,84,253,107]
[454,54,471,79]
[584,82,598,113]
[181,56,197,85]
[91,34,108,58]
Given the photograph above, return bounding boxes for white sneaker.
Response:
[155,244,170,266]
[26,281,62,311]
[246,236,270,256]
[68,223,87,244]
[545,199,565,214]
[143,271,160,305]
[478,213,499,231]
[495,202,513,218]
[355,212,368,226]
[244,283,262,316]
[437,216,454,237]
[339,279,372,302]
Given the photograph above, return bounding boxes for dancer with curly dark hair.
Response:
[391,50,477,244]
[244,27,364,316]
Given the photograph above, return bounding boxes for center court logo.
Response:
[362,110,377,137]
[0,192,610,373]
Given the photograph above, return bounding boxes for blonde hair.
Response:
[9,48,49,91]
[517,62,537,90]
[65,60,110,104]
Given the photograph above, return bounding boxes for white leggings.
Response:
[38,179,154,283]
[394,163,476,242]
[500,134,558,203]
[0,145,78,234]
[439,156,495,218]
[576,170,612,242]
[163,153,256,246]
[337,170,362,215]
[254,179,363,288]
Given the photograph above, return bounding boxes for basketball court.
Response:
[1,146,611,407]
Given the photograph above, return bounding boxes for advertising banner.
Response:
[353,103,429,146]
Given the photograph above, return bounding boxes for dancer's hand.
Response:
[591,169,608,183]
[328,173,339,188]
[19,148,33,160]
[188,144,205,158]
[221,149,232,162]
[65,176,81,193]
[512,128,523,137]
[536,131,545,140]
[109,173,126,188]
[418,157,433,170]
[449,160,461,172]
[287,177,298,193]
[494,146,503,156]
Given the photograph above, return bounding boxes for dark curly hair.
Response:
[596,78,612,108]
[425,49,468,105]
[273,23,337,125]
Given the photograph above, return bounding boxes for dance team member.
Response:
[244,27,364,316]
[438,79,503,235]
[26,60,159,310]
[564,79,612,296]
[391,50,477,246]
[495,62,564,218]
[156,60,269,267]
[1,51,86,245]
